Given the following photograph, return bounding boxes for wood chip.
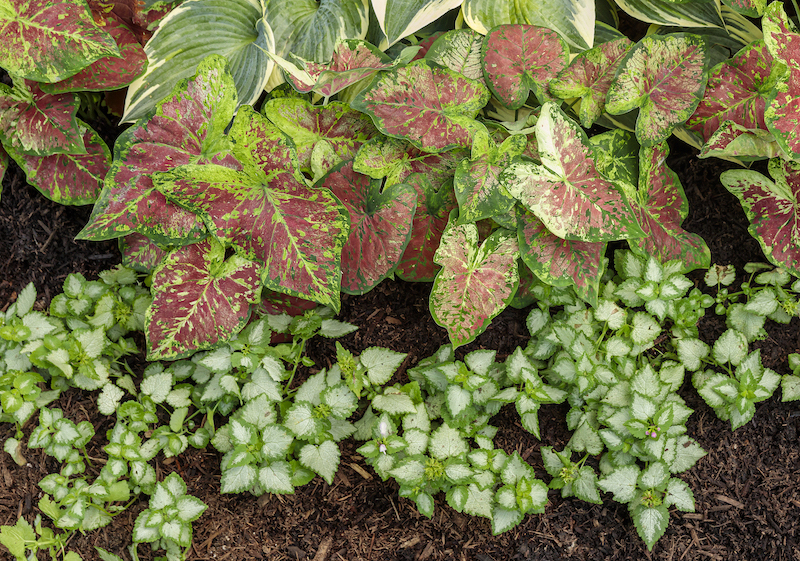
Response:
[715,494,745,509]
[312,536,333,561]
[385,316,402,325]
[417,543,435,561]
[348,462,372,480]
[400,536,421,549]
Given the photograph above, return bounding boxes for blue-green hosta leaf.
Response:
[299,440,340,484]
[614,0,724,28]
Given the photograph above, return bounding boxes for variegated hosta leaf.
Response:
[625,142,710,271]
[0,80,84,156]
[425,29,485,83]
[720,159,800,276]
[120,234,168,274]
[3,119,109,204]
[482,24,569,110]
[262,98,376,172]
[606,34,710,147]
[501,102,643,242]
[156,106,349,311]
[123,0,274,123]
[516,207,606,305]
[321,161,417,294]
[763,3,800,159]
[614,0,725,28]
[699,121,783,161]
[462,0,595,52]
[371,0,463,47]
[549,36,633,128]
[396,174,458,282]
[146,238,261,360]
[454,130,525,224]
[688,40,778,142]
[351,59,490,153]
[430,219,520,348]
[78,55,240,245]
[0,0,119,83]
[723,0,766,17]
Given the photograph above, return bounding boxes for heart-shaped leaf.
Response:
[321,161,417,294]
[699,121,783,160]
[763,3,800,159]
[482,24,568,110]
[352,59,490,153]
[146,238,262,360]
[606,34,710,147]
[425,29,485,83]
[723,0,766,17]
[371,0,463,47]
[120,233,168,273]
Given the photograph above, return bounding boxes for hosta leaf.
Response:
[145,238,261,360]
[763,3,800,159]
[372,0,462,46]
[299,441,340,485]
[614,0,724,28]
[263,98,376,172]
[550,37,634,128]
[425,29,484,82]
[0,80,84,156]
[462,0,595,52]
[123,0,274,123]
[351,59,490,153]
[430,220,519,348]
[606,34,710,147]
[319,161,416,294]
[720,159,800,276]
[482,24,568,109]
[79,55,240,245]
[501,102,642,242]
[0,0,119,83]
[120,234,168,273]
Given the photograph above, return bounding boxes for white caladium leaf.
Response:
[430,219,519,349]
[359,347,407,386]
[598,464,640,503]
[299,441,340,485]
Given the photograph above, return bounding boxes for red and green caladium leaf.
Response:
[78,55,240,245]
[321,161,417,294]
[516,207,606,305]
[0,0,119,83]
[606,34,710,147]
[723,0,766,17]
[0,145,8,187]
[500,102,643,243]
[3,119,109,205]
[120,233,168,273]
[0,79,84,156]
[454,129,525,224]
[481,24,568,110]
[146,238,262,360]
[262,98,377,173]
[396,173,457,282]
[763,2,800,159]
[430,219,519,349]
[351,59,491,153]
[589,128,640,189]
[720,158,800,276]
[699,121,783,160]
[425,29,485,83]
[154,106,349,311]
[549,36,634,128]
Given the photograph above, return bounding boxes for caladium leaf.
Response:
[723,0,766,17]
[120,233,168,273]
[321,161,417,294]
[3,119,109,204]
[589,128,639,189]
[371,0,463,47]
[0,145,7,188]
[516,207,606,305]
[699,121,784,160]
[430,218,520,348]
[155,106,349,311]
[500,102,643,242]
[481,24,569,110]
[79,55,240,245]
[262,98,376,172]
[549,36,634,128]
[720,159,800,276]
[606,34,710,147]
[763,3,800,159]
[0,0,119,83]
[351,59,490,153]
[425,29,485,83]
[613,0,725,28]
[146,238,261,360]
[396,174,458,282]
[0,80,84,156]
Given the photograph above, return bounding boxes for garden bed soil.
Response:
[1,139,799,561]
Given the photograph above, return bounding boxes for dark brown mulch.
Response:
[1,139,799,561]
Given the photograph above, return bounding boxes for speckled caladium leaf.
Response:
[146,238,262,360]
[262,98,377,172]
[501,102,643,242]
[550,37,633,128]
[371,0,463,47]
[614,0,724,28]
[626,142,710,271]
[351,60,490,153]
[606,34,710,147]
[589,129,639,189]
[430,220,520,349]
[425,29,484,82]
[396,174,457,282]
[321,161,417,294]
[763,3,800,159]
[687,40,778,142]
[3,119,109,205]
[0,80,84,156]
[720,159,800,276]
[454,130,525,224]
[699,121,783,160]
[723,0,765,17]
[0,145,7,189]
[516,207,605,305]
[120,233,168,273]
[155,107,349,311]
[482,24,568,110]
[0,0,119,83]
[78,55,240,245]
